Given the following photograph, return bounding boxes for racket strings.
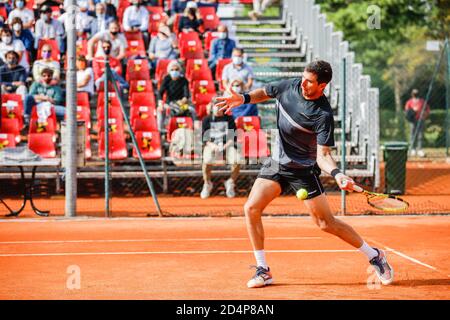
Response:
[366,194,409,212]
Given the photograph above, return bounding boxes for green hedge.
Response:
[380,109,449,147]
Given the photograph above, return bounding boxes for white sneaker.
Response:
[410,149,417,157]
[200,182,213,199]
[417,150,426,157]
[224,178,236,198]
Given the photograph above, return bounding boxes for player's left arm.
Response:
[316,145,354,191]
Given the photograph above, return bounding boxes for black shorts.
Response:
[257,159,325,199]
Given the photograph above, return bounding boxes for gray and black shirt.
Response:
[264,78,335,168]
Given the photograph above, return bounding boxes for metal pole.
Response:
[340,57,347,216]
[64,0,78,218]
[107,68,163,216]
[104,58,110,217]
[445,39,450,157]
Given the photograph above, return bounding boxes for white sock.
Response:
[254,250,268,269]
[358,241,378,260]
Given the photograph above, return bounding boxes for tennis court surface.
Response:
[1,215,449,300]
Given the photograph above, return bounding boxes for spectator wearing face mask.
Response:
[87,20,127,61]
[7,0,35,30]
[123,0,150,48]
[0,50,27,96]
[179,1,203,34]
[90,0,117,18]
[24,68,65,123]
[34,5,65,53]
[200,97,240,199]
[222,47,254,92]
[88,2,114,37]
[0,27,29,72]
[157,60,197,131]
[208,24,236,76]
[32,43,60,83]
[58,0,93,38]
[93,40,128,92]
[10,17,34,54]
[228,77,258,120]
[148,24,178,69]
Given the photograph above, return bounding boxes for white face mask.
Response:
[2,36,12,44]
[218,32,227,40]
[232,85,242,94]
[13,24,21,32]
[232,56,243,65]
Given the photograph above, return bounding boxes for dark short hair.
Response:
[41,68,54,76]
[5,50,19,60]
[305,60,333,84]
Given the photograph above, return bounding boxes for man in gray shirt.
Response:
[216,60,394,289]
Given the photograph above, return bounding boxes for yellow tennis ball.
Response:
[296,188,308,200]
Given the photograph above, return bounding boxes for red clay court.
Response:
[0,215,449,300]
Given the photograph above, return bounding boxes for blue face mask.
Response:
[170,70,180,79]
[16,1,24,9]
[232,56,243,65]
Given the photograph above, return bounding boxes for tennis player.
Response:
[215,60,394,288]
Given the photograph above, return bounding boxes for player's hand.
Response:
[335,173,355,192]
[214,84,244,115]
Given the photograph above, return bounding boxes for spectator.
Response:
[208,24,235,76]
[87,20,127,61]
[222,48,254,91]
[157,60,197,131]
[171,0,190,16]
[58,0,93,37]
[76,55,95,96]
[24,68,65,123]
[405,89,430,158]
[34,5,65,54]
[200,98,240,199]
[88,2,114,37]
[228,77,258,119]
[32,43,60,83]
[94,40,128,92]
[0,27,28,72]
[248,0,274,20]
[0,50,27,96]
[148,24,178,69]
[122,0,150,47]
[178,1,203,34]
[10,17,34,54]
[7,0,35,30]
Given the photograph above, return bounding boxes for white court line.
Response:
[0,237,321,245]
[367,238,445,275]
[0,249,357,258]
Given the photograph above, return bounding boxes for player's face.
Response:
[301,71,326,99]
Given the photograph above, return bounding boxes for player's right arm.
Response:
[215,86,271,115]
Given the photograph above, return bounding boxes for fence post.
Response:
[340,57,347,216]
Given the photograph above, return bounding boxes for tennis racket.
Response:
[342,181,409,213]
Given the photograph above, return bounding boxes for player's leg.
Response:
[244,178,281,288]
[304,194,394,284]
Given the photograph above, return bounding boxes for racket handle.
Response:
[342,180,364,193]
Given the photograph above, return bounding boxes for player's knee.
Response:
[244,202,262,221]
[315,218,336,233]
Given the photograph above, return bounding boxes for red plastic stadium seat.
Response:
[155,59,176,88]
[28,133,56,158]
[77,92,90,107]
[37,39,60,61]
[130,104,156,123]
[130,92,156,110]
[0,133,16,150]
[29,117,56,141]
[126,59,151,81]
[204,31,219,52]
[187,61,213,83]
[97,114,124,134]
[132,116,158,132]
[92,57,122,80]
[191,79,216,98]
[180,41,204,60]
[147,6,169,34]
[125,37,147,59]
[1,100,24,129]
[235,116,261,131]
[129,80,154,97]
[30,106,57,129]
[98,131,128,160]
[132,131,162,160]
[97,92,120,111]
[172,14,182,36]
[75,106,91,130]
[185,59,208,80]
[178,31,201,49]
[216,58,232,87]
[0,118,21,143]
[166,116,194,142]
[199,7,220,31]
